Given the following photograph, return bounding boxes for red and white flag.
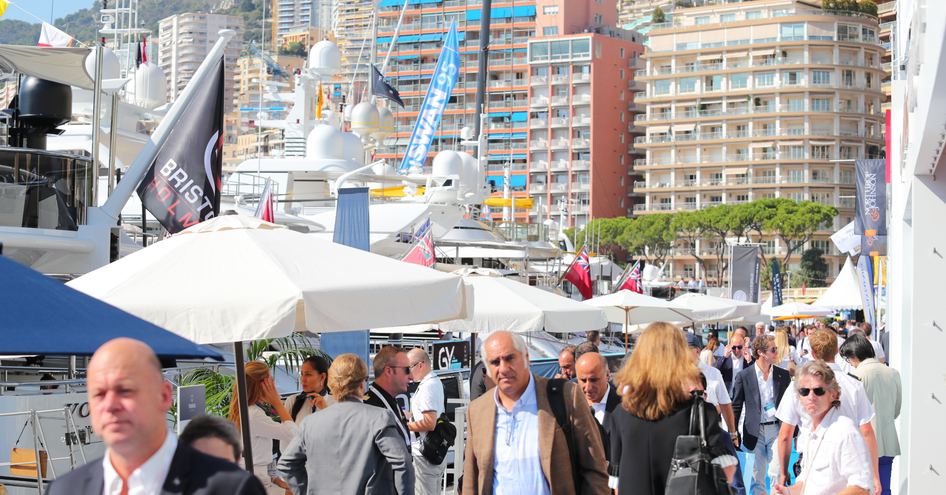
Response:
[38,22,73,47]
[254,181,275,222]
[617,260,643,293]
[564,245,593,299]
[402,219,435,267]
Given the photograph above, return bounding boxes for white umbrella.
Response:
[763,301,835,319]
[68,215,470,343]
[584,290,697,349]
[380,269,607,334]
[814,257,864,310]
[68,215,470,470]
[672,293,761,322]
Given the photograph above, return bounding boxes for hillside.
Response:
[0,0,265,47]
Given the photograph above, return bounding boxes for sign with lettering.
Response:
[432,340,470,370]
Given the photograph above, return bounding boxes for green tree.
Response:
[652,6,666,23]
[576,217,633,256]
[798,248,829,287]
[618,214,675,267]
[670,210,709,278]
[279,41,307,57]
[763,200,838,267]
[857,0,878,16]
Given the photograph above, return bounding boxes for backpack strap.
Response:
[547,378,581,494]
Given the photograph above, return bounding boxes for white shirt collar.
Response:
[102,431,177,495]
[593,384,611,408]
[493,373,536,413]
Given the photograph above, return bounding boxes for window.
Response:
[530,42,549,62]
[842,69,855,87]
[704,75,723,91]
[730,73,749,89]
[679,77,698,93]
[811,145,832,159]
[782,71,802,85]
[550,40,570,60]
[594,14,603,25]
[812,97,831,111]
[755,72,775,87]
[735,194,749,202]
[619,69,625,80]
[862,27,876,43]
[572,38,591,59]
[654,80,672,95]
[620,47,625,58]
[746,11,762,20]
[543,5,559,15]
[780,23,804,40]
[811,70,831,86]
[695,16,710,25]
[683,264,695,278]
[787,191,805,201]
[837,24,860,41]
[720,13,736,23]
[543,26,559,36]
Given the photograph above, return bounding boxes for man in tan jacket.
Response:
[462,331,608,495]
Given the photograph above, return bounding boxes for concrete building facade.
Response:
[634,0,884,282]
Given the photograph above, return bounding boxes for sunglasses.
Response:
[731,345,743,350]
[798,387,826,397]
[387,365,411,375]
[766,347,778,354]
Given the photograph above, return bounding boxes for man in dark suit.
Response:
[363,345,412,446]
[46,338,264,495]
[731,334,790,495]
[715,332,751,393]
[574,352,620,460]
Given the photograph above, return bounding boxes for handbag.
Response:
[420,412,456,465]
[665,392,733,495]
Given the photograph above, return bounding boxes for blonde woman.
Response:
[774,328,801,375]
[606,322,737,494]
[700,334,720,367]
[229,361,299,494]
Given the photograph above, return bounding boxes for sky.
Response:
[3,0,94,24]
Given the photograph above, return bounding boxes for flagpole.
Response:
[554,245,583,288]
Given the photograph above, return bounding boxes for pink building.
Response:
[526,0,644,229]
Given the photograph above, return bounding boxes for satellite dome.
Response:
[305,124,345,160]
[307,40,340,77]
[374,106,395,138]
[84,46,121,80]
[341,131,364,163]
[349,101,379,134]
[132,62,167,109]
[432,150,462,178]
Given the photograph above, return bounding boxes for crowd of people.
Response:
[45,316,900,495]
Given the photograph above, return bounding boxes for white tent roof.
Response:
[0,45,94,89]
[814,257,865,310]
[672,293,761,322]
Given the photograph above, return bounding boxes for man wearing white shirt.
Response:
[575,352,621,464]
[775,329,881,495]
[715,332,751,393]
[47,338,264,495]
[406,348,446,495]
[858,322,886,364]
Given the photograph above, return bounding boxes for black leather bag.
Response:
[420,412,456,465]
[665,393,734,495]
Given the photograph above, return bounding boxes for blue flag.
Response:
[398,21,460,173]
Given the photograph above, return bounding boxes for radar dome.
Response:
[341,131,364,163]
[305,124,345,160]
[374,106,395,139]
[432,150,462,178]
[132,62,167,109]
[307,40,340,77]
[84,46,121,80]
[349,101,379,135]
[371,161,397,175]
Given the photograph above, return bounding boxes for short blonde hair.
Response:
[809,329,838,361]
[328,354,368,402]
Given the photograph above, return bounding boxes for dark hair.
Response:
[839,333,875,362]
[751,334,775,359]
[179,415,241,461]
[291,354,332,420]
[574,341,599,361]
[586,330,601,342]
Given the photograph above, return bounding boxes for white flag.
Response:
[38,22,73,47]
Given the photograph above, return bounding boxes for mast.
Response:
[472,0,492,144]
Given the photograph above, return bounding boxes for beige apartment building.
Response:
[634,0,885,283]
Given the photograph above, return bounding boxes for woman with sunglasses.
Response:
[774,361,872,495]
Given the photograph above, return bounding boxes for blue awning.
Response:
[488,132,527,140]
[380,0,440,6]
[489,111,512,117]
[511,112,527,122]
[487,153,528,161]
[467,5,536,21]
[487,174,527,186]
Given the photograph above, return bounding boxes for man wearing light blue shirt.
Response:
[462,331,608,495]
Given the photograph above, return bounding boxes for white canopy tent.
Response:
[814,257,865,310]
[584,290,697,349]
[763,301,835,319]
[671,292,761,322]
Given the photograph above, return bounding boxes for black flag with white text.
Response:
[371,64,405,108]
[137,58,224,234]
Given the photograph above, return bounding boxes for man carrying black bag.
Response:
[407,348,447,495]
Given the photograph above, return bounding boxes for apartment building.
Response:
[158,12,244,113]
[333,0,374,92]
[373,0,537,220]
[634,0,885,281]
[618,0,674,29]
[878,0,895,111]
[527,0,645,228]
[272,0,332,46]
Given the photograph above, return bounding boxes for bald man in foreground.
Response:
[575,352,620,461]
[47,338,265,495]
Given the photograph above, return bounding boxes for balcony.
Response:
[573,94,591,105]
[573,73,590,83]
[551,183,568,193]
[550,117,569,127]
[529,183,547,194]
[530,96,549,107]
[678,202,698,211]
[530,160,549,172]
[529,139,548,149]
[550,138,570,149]
[550,95,568,106]
[572,160,590,170]
[530,119,548,129]
[550,160,569,171]
[572,138,590,149]
[633,180,648,189]
[551,74,570,84]
[572,116,591,127]
[530,75,547,85]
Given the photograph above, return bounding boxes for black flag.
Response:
[137,58,224,234]
[371,64,404,108]
[135,42,142,68]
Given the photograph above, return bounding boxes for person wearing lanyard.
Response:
[732,335,791,495]
[774,361,871,495]
[364,346,412,447]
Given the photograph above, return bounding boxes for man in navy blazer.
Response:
[731,335,790,495]
[715,331,753,394]
[575,352,621,460]
[46,338,264,495]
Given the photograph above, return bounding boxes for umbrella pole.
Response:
[233,341,254,472]
[624,308,630,352]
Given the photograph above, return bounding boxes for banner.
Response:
[730,245,760,303]
[830,220,861,255]
[254,180,275,222]
[770,259,783,307]
[137,58,224,234]
[401,218,435,267]
[398,21,460,173]
[855,158,886,256]
[856,255,876,330]
[431,340,470,370]
[371,65,404,108]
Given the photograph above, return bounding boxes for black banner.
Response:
[770,259,783,307]
[431,340,470,370]
[855,158,886,255]
[371,64,405,108]
[730,245,761,303]
[137,58,224,234]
